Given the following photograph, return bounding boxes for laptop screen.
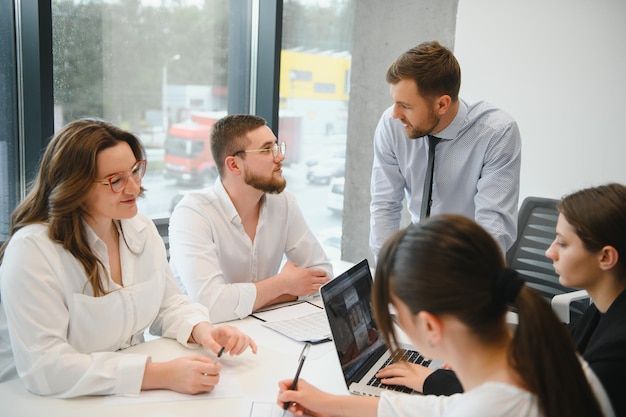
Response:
[321,259,387,383]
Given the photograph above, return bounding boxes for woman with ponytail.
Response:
[277,214,610,417]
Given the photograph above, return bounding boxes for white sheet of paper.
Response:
[251,301,323,322]
[262,311,331,343]
[233,318,334,360]
[250,402,295,417]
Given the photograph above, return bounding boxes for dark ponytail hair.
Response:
[372,214,603,417]
[511,286,602,416]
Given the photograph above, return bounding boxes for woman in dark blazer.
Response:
[546,183,626,417]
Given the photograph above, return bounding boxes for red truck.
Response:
[163,112,224,185]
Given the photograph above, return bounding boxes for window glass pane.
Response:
[52,0,234,219]
[0,0,18,242]
[280,0,354,261]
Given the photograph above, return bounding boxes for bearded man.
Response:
[169,114,332,323]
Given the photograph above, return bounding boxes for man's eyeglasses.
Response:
[233,142,286,158]
[94,160,147,193]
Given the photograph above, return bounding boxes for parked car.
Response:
[327,177,344,216]
[306,157,345,185]
[305,148,345,167]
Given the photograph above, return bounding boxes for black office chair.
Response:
[152,218,170,260]
[506,197,590,323]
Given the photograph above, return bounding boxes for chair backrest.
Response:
[506,197,590,321]
[152,218,170,259]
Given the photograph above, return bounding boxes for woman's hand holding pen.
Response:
[277,378,379,417]
[142,355,222,394]
[277,378,331,417]
[191,322,258,356]
[142,323,256,394]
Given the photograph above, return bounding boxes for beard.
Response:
[404,107,440,139]
[244,169,287,194]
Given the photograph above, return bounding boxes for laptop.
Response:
[320,259,442,396]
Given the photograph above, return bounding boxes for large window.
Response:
[0,0,18,242]
[279,0,353,259]
[52,0,233,218]
[4,0,354,260]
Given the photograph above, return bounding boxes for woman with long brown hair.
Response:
[0,118,256,397]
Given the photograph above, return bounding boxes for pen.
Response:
[202,347,225,376]
[215,346,225,364]
[282,342,311,416]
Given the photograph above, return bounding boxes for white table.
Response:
[0,260,361,417]
[0,311,350,417]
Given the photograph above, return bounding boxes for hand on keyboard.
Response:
[374,358,436,393]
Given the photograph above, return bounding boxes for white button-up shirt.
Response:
[169,180,333,323]
[0,214,209,397]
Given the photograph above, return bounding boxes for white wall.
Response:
[455,0,626,201]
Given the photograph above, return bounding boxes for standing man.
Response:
[169,114,332,323]
[370,41,521,257]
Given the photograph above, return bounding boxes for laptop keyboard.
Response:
[366,349,431,394]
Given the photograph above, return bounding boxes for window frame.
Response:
[13,0,283,200]
[17,0,55,190]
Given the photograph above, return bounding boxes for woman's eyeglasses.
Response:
[94,159,147,193]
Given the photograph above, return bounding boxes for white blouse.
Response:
[0,214,209,397]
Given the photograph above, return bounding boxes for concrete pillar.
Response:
[342,0,459,264]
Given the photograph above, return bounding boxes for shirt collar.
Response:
[433,98,468,141]
[214,178,267,226]
[214,178,242,224]
[82,216,147,254]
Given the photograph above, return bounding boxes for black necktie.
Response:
[420,135,440,220]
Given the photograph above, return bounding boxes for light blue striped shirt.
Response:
[370,99,521,257]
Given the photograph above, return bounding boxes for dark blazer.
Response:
[424,289,626,417]
[568,288,626,417]
[422,368,462,396]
